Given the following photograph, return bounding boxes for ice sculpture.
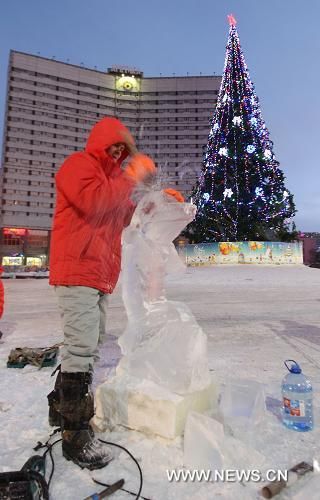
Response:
[118,190,211,393]
[93,191,217,438]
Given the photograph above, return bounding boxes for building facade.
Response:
[0,51,221,266]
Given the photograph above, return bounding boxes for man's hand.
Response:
[125,154,156,184]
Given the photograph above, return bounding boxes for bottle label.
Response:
[283,397,305,417]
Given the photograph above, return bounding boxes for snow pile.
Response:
[0,264,320,499]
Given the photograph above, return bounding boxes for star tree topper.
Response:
[227,14,237,26]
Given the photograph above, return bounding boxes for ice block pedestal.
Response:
[93,375,218,439]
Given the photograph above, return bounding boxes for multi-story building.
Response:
[0,50,221,266]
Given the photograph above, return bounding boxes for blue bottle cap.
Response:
[284,359,302,374]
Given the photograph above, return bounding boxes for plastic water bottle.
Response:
[282,360,313,431]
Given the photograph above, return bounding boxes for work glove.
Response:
[125,154,156,183]
[163,188,185,203]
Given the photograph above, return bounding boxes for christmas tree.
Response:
[187,15,296,243]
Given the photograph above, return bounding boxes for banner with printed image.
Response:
[177,241,303,266]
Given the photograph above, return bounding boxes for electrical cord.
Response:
[41,438,62,488]
[93,439,151,500]
[34,431,149,499]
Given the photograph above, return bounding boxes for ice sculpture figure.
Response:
[117,190,211,394]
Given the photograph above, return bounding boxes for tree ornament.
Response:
[250,117,258,127]
[223,188,233,199]
[218,147,228,157]
[203,193,210,201]
[232,116,242,126]
[264,149,272,159]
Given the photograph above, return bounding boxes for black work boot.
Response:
[47,366,94,427]
[60,372,113,470]
[47,364,62,427]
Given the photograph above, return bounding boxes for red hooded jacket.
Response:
[0,266,4,318]
[49,117,136,293]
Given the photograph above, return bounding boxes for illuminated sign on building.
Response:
[115,74,141,92]
[108,65,143,77]
[107,65,142,92]
[2,256,23,266]
[3,228,27,236]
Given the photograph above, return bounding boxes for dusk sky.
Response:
[1,0,319,231]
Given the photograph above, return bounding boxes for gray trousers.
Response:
[55,286,109,373]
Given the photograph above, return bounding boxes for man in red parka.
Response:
[48,117,155,470]
[0,266,4,321]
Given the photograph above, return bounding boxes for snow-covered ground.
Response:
[0,265,319,499]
